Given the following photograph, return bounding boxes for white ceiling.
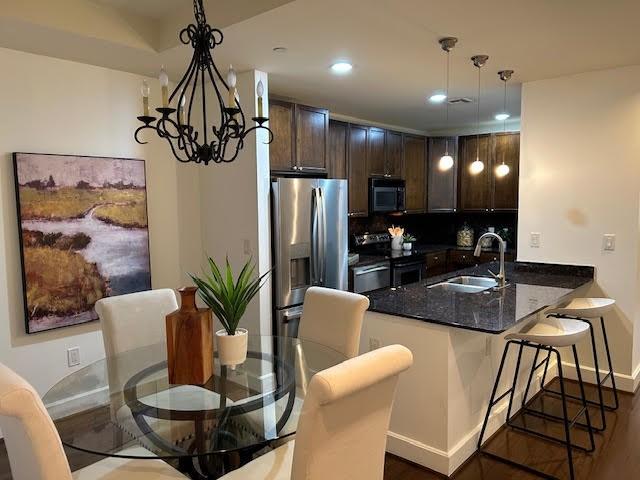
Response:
[3,0,640,133]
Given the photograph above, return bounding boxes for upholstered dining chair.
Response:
[298,286,370,359]
[218,344,413,480]
[0,362,187,480]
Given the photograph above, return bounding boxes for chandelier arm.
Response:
[244,124,275,145]
[134,124,151,145]
[209,57,246,124]
[204,57,231,128]
[169,49,197,105]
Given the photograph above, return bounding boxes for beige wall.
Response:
[518,65,640,379]
[0,47,201,395]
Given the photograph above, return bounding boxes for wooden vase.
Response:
[166,287,213,385]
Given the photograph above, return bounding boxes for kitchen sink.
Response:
[427,276,498,294]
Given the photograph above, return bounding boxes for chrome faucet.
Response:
[474,232,507,288]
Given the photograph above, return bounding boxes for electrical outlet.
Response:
[603,234,616,252]
[67,347,80,367]
[369,338,381,351]
[530,232,541,248]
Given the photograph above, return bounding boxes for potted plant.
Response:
[190,257,270,368]
[402,233,417,251]
[388,225,404,251]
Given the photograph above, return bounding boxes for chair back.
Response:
[0,363,72,480]
[298,287,369,358]
[95,288,178,358]
[291,345,413,480]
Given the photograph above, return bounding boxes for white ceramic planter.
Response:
[216,328,248,368]
[402,242,412,251]
[391,236,403,251]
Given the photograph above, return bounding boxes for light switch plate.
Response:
[603,234,616,251]
[67,347,80,367]
[530,232,541,248]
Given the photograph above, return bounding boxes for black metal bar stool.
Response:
[533,298,618,432]
[477,317,595,480]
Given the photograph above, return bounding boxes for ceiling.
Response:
[3,0,640,133]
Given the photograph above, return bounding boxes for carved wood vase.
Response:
[166,287,213,385]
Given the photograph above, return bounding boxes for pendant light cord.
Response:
[445,49,450,154]
[476,64,481,161]
[503,79,507,134]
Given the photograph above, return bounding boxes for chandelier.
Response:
[134,0,273,165]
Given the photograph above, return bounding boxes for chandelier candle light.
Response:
[469,54,489,175]
[134,0,273,165]
[438,37,458,172]
[495,69,514,178]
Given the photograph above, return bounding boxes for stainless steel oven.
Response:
[351,261,391,294]
[392,258,424,287]
[369,178,405,214]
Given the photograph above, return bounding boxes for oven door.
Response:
[352,262,391,294]
[392,260,424,287]
[371,186,399,213]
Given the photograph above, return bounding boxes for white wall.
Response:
[0,47,201,395]
[518,65,640,379]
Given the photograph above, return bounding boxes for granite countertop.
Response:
[366,262,594,334]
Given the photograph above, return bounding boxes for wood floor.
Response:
[0,379,637,479]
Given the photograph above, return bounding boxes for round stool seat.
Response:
[505,317,590,347]
[546,298,615,318]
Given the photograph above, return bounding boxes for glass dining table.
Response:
[43,335,346,479]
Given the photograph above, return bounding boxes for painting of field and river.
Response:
[14,153,151,333]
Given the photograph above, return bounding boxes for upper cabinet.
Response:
[328,120,348,179]
[348,124,369,217]
[492,133,520,211]
[268,100,329,174]
[427,137,457,212]
[386,131,403,178]
[458,132,520,212]
[403,135,427,214]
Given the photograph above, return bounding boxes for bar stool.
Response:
[477,317,595,480]
[537,298,618,432]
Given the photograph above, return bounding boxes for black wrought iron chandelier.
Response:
[134,0,273,165]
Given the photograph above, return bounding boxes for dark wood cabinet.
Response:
[348,124,369,216]
[268,100,296,172]
[492,133,520,211]
[403,135,427,213]
[295,104,329,172]
[367,127,386,177]
[386,131,403,178]
[425,251,448,277]
[458,134,493,211]
[268,100,328,174]
[427,137,457,212]
[328,120,348,179]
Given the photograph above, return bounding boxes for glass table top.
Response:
[43,335,346,460]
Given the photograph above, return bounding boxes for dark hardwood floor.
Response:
[0,379,637,479]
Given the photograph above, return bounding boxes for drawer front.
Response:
[425,252,447,268]
[479,252,515,264]
[449,250,475,266]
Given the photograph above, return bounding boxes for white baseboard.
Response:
[387,361,559,477]
[560,361,640,393]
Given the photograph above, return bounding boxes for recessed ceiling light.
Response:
[330,62,353,74]
[429,93,447,103]
[272,47,288,53]
[495,112,510,121]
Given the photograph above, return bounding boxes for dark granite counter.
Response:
[366,262,594,334]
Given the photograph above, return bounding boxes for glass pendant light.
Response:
[495,69,514,178]
[470,55,489,175]
[438,37,458,171]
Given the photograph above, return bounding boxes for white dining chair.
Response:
[298,286,370,358]
[0,362,187,480]
[218,344,413,480]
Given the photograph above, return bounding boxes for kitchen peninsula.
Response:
[360,261,594,476]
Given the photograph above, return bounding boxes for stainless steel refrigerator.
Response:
[272,178,348,337]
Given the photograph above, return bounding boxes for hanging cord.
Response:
[502,78,507,134]
[476,64,481,161]
[444,49,450,154]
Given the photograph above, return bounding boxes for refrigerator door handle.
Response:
[311,187,320,285]
[319,187,327,285]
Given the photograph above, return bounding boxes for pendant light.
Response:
[438,37,458,171]
[469,55,489,175]
[495,69,514,178]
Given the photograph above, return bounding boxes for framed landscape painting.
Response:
[13,153,152,334]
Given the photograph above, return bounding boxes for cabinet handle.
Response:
[292,165,298,171]
[434,256,439,261]
[485,209,489,212]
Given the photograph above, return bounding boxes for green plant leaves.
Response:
[190,256,271,336]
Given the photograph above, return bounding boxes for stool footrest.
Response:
[507,421,594,453]
[542,385,617,411]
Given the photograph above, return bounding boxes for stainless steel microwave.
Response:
[369,178,406,214]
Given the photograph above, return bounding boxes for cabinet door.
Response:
[403,135,427,213]
[386,131,403,178]
[491,133,520,211]
[295,104,329,172]
[269,100,295,172]
[459,134,492,211]
[367,127,386,176]
[427,137,457,212]
[328,120,348,179]
[348,125,369,216]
